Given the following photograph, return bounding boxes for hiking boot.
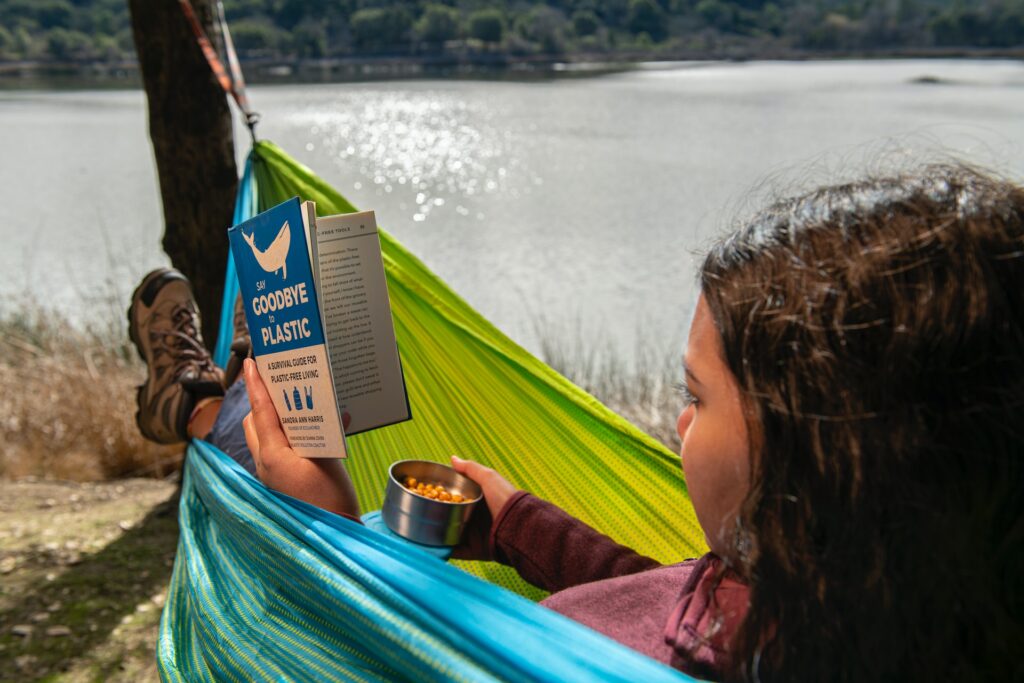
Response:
[223,292,252,388]
[128,268,224,444]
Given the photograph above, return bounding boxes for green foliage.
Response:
[516,5,567,52]
[0,24,14,59]
[695,0,735,31]
[230,18,284,55]
[350,7,413,50]
[468,8,505,43]
[1,0,1021,64]
[289,19,328,58]
[45,26,91,61]
[930,2,1024,47]
[627,0,668,41]
[24,0,74,30]
[571,9,600,36]
[416,4,461,44]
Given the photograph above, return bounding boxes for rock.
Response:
[45,572,57,582]
[118,519,134,531]
[0,557,16,574]
[152,593,166,607]
[42,498,56,508]
[136,603,153,613]
[11,624,34,638]
[47,601,62,612]
[30,612,50,623]
[45,625,71,637]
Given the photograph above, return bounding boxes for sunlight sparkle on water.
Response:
[288,92,534,225]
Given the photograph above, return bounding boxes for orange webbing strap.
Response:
[177,0,259,140]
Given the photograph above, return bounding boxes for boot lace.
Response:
[151,304,217,380]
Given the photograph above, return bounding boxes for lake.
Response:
[2,59,1023,366]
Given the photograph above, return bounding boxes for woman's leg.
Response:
[200,378,257,475]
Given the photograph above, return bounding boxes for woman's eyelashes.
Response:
[676,381,700,407]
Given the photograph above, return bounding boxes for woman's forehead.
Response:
[684,295,721,379]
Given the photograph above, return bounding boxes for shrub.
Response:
[468,8,505,44]
[627,0,668,41]
[350,7,413,51]
[416,4,461,46]
[230,18,285,56]
[571,9,600,37]
[515,6,566,53]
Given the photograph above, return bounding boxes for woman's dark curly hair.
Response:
[701,165,1024,681]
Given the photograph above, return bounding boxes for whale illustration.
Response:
[243,221,291,280]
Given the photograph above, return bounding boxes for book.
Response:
[228,197,411,458]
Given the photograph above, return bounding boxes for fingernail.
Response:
[244,358,255,376]
[451,455,462,464]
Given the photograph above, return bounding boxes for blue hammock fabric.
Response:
[158,441,693,682]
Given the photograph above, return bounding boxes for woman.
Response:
[165,164,1024,680]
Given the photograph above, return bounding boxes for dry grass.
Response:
[0,294,680,482]
[532,314,684,451]
[0,303,182,481]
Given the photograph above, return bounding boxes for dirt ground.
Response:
[0,477,179,683]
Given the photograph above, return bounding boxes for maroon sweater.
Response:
[489,491,749,680]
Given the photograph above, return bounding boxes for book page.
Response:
[312,210,411,435]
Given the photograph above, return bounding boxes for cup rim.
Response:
[387,459,482,505]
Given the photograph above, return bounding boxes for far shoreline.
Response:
[0,48,1021,91]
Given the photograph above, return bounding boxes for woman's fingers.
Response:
[451,455,492,483]
[242,412,263,477]
[450,455,517,518]
[243,358,291,454]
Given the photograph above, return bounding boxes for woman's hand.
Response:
[449,455,519,561]
[242,358,360,518]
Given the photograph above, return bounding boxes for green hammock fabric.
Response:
[249,140,706,596]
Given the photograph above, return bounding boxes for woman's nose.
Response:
[676,404,694,442]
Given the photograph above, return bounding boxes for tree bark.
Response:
[128,0,237,349]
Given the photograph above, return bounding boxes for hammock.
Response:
[158,141,706,681]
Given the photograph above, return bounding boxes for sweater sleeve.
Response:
[488,491,662,593]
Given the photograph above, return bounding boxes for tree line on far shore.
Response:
[0,0,1021,65]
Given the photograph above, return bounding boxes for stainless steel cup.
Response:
[381,460,482,546]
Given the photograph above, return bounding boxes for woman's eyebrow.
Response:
[682,359,703,386]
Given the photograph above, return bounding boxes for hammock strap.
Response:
[177,0,259,141]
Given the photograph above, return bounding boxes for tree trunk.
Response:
[128,0,237,350]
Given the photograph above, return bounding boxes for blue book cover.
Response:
[228,197,348,459]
